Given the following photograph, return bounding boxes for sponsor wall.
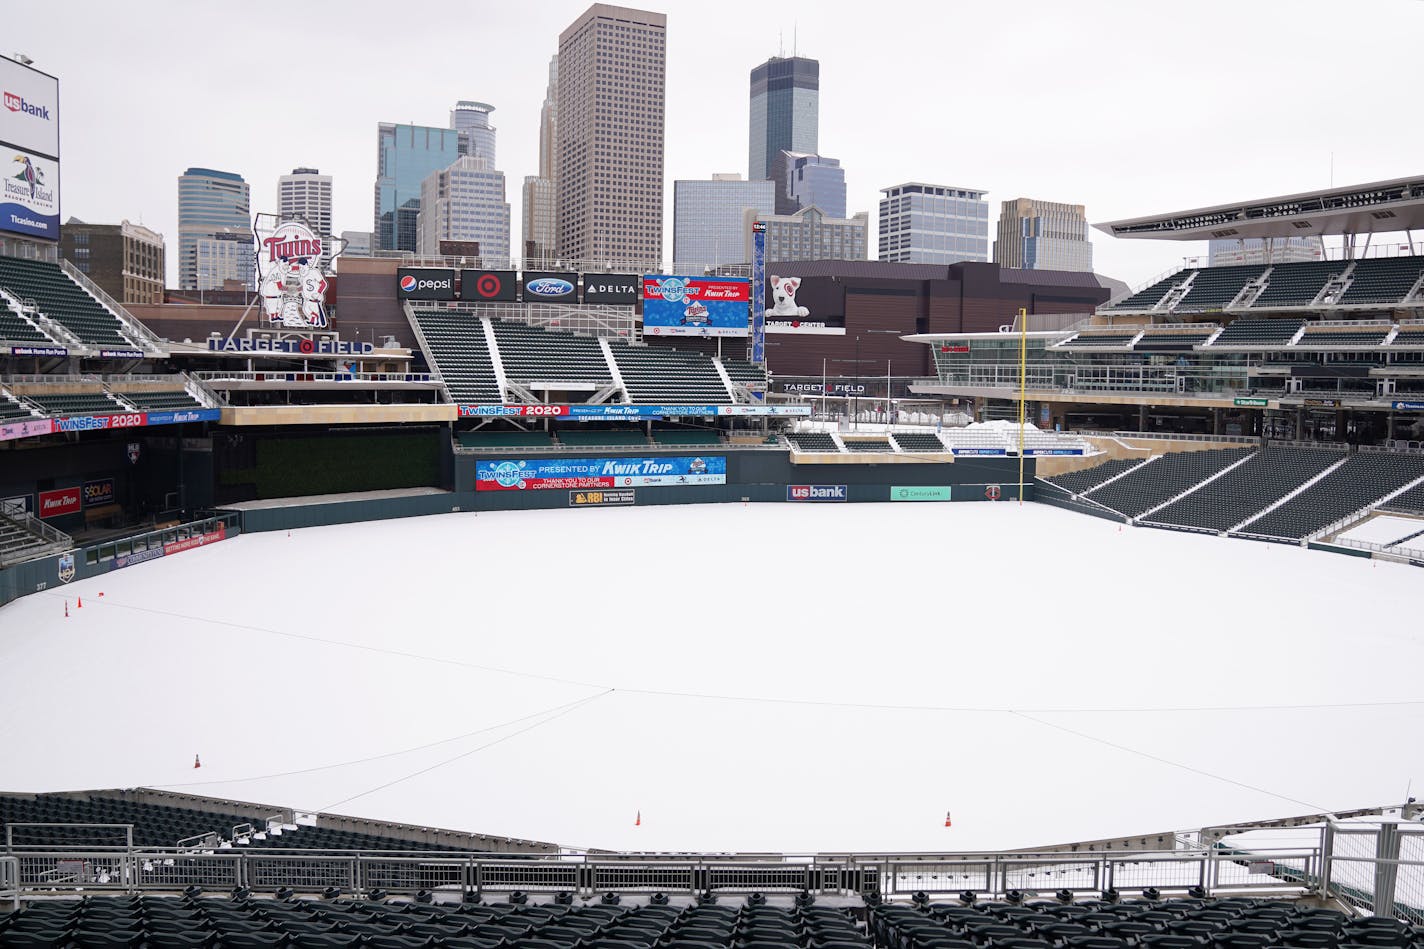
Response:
[460,269,518,302]
[476,456,727,491]
[582,273,638,305]
[642,275,750,337]
[458,403,808,419]
[396,268,456,300]
[0,56,60,242]
[521,271,579,303]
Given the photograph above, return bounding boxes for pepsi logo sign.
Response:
[399,275,417,292]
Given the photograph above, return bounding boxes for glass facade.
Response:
[993,198,1093,272]
[417,156,511,260]
[373,123,465,252]
[783,153,845,219]
[672,177,775,272]
[178,167,252,290]
[748,56,819,183]
[878,183,989,264]
[451,101,497,165]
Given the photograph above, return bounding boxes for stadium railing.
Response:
[58,257,167,354]
[0,854,16,910]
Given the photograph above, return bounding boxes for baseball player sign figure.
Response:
[257,220,329,329]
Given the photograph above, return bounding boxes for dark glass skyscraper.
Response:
[748,56,819,183]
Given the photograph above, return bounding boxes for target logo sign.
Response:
[460,270,517,302]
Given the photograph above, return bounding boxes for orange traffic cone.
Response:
[193,754,202,769]
[77,596,83,608]
[944,811,952,828]
[635,810,641,826]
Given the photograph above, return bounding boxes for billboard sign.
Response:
[751,223,767,363]
[582,273,639,305]
[0,417,52,442]
[642,275,750,337]
[891,486,953,501]
[1,56,60,157]
[460,269,518,302]
[787,484,847,502]
[164,524,228,555]
[476,455,727,491]
[521,271,578,303]
[82,478,115,507]
[569,488,636,507]
[38,486,81,518]
[458,403,809,419]
[256,219,328,328]
[2,148,59,240]
[396,268,456,300]
[1392,401,1424,411]
[10,344,67,357]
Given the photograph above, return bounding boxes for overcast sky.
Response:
[13,0,1424,289]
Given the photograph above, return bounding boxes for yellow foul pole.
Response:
[1017,307,1027,506]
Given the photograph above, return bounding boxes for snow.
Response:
[1336,515,1424,547]
[1,502,1421,857]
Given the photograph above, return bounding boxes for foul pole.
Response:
[1017,307,1027,506]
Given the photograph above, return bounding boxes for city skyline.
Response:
[18,0,1424,289]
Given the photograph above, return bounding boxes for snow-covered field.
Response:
[1,502,1421,855]
[1336,514,1424,547]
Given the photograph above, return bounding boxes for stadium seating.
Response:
[721,358,769,388]
[1145,447,1344,533]
[0,512,58,564]
[892,432,948,452]
[121,390,207,411]
[1338,256,1424,306]
[0,299,53,343]
[1175,266,1267,312]
[1294,325,1391,347]
[556,428,649,447]
[1244,452,1424,539]
[1380,482,1424,516]
[491,319,613,388]
[1083,448,1254,518]
[1045,458,1147,496]
[0,793,259,849]
[1061,333,1137,348]
[608,343,733,404]
[1206,320,1302,347]
[0,895,875,949]
[1133,327,1215,352]
[0,395,34,420]
[408,310,502,404]
[21,391,128,416]
[842,438,893,451]
[0,256,145,348]
[788,433,839,452]
[1389,324,1424,346]
[651,428,723,446]
[1251,261,1347,308]
[1109,272,1184,311]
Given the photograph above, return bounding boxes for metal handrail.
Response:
[57,258,167,354]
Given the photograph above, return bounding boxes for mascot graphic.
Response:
[765,275,809,318]
[257,221,329,328]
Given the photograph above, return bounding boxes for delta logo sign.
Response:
[3,92,50,121]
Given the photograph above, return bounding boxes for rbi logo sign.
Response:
[476,273,502,298]
[985,485,1002,501]
[57,551,76,584]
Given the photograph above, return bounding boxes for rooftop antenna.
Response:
[793,23,798,56]
[778,29,783,57]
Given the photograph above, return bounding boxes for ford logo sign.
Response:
[526,278,573,297]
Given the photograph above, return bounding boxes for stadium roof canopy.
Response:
[1094,175,1424,241]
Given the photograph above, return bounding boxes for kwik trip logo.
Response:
[4,92,50,120]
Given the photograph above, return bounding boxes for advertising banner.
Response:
[521,271,578,303]
[38,486,81,518]
[1,56,60,156]
[82,478,115,507]
[145,409,220,426]
[458,403,809,419]
[1392,401,1424,411]
[99,349,145,359]
[207,337,372,355]
[163,524,227,556]
[787,484,847,502]
[751,223,766,363]
[477,455,726,491]
[891,486,953,501]
[642,275,750,337]
[0,417,53,442]
[569,489,636,507]
[459,269,518,302]
[582,273,638,305]
[951,448,1007,456]
[54,411,147,433]
[10,345,67,357]
[765,321,847,335]
[396,268,456,300]
[2,147,59,240]
[257,219,329,328]
[1023,448,1084,456]
[114,547,165,570]
[1,494,31,516]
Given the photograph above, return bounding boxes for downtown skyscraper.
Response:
[748,56,819,183]
[522,56,559,264]
[556,4,666,269]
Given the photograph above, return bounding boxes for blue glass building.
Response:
[177,167,252,290]
[374,123,465,252]
[749,56,819,184]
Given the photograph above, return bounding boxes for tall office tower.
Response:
[773,151,845,217]
[556,4,666,269]
[177,167,253,290]
[277,167,333,268]
[748,206,869,263]
[878,182,989,265]
[1208,236,1322,266]
[416,156,511,260]
[672,174,776,272]
[522,55,559,264]
[373,122,465,252]
[993,197,1094,272]
[748,55,819,183]
[451,101,497,164]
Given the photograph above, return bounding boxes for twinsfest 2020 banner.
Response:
[642,275,750,337]
[477,455,726,491]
